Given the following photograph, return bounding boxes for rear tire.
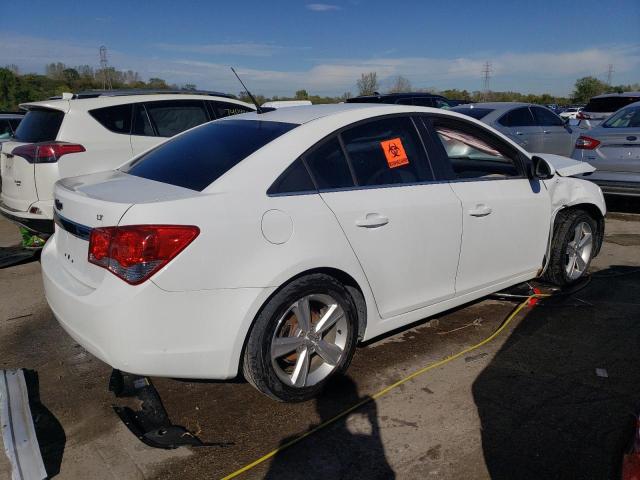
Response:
[543,209,597,286]
[243,274,358,402]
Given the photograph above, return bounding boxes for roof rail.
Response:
[50,89,236,100]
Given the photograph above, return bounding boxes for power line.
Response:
[99,45,112,90]
[482,61,492,100]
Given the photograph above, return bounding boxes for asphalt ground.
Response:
[1,197,639,480]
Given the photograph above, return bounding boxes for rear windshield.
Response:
[451,107,494,120]
[584,96,640,113]
[602,105,640,128]
[14,108,64,142]
[122,120,298,191]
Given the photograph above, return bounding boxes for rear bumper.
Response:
[0,201,54,234]
[41,234,274,379]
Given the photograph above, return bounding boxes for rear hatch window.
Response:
[121,119,298,191]
[584,96,640,113]
[14,108,64,142]
[451,107,494,120]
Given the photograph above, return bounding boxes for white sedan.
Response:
[42,104,605,402]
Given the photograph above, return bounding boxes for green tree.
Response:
[572,76,608,103]
[357,72,378,96]
[295,89,309,100]
[0,68,18,110]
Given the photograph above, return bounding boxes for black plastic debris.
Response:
[108,369,231,449]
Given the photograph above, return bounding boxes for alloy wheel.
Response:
[564,221,593,280]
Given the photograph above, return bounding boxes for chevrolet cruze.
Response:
[42,104,605,402]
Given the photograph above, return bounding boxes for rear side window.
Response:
[122,120,297,191]
[210,101,253,118]
[602,105,640,128]
[14,109,64,142]
[531,106,563,126]
[305,138,354,190]
[498,107,535,127]
[268,159,315,195]
[132,104,154,136]
[585,96,640,113]
[145,100,209,137]
[90,104,133,134]
[451,107,494,120]
[341,116,433,187]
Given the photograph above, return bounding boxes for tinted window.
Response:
[0,120,12,139]
[123,120,297,191]
[451,107,494,120]
[268,159,315,195]
[395,98,415,105]
[211,101,253,118]
[305,137,354,190]
[145,100,209,137]
[585,96,640,113]
[409,97,432,107]
[9,119,21,132]
[341,116,433,187]
[531,106,564,126]
[433,98,451,109]
[603,105,640,128]
[132,104,154,136]
[14,109,64,142]
[89,104,132,134]
[433,119,520,179]
[498,107,536,127]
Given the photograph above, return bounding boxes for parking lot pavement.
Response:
[1,208,639,480]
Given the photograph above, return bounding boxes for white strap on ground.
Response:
[0,370,47,480]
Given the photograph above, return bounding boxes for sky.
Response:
[1,0,639,97]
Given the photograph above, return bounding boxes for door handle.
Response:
[543,130,551,134]
[468,204,492,217]
[515,131,524,135]
[356,213,389,228]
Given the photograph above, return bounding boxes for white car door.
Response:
[424,115,551,295]
[307,116,463,319]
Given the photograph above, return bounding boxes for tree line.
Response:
[0,63,638,112]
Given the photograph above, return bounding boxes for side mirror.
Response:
[530,156,554,180]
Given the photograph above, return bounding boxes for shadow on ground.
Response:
[473,266,640,479]
[606,195,640,215]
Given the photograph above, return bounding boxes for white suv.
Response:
[0,91,254,235]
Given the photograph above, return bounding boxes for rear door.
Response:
[424,115,550,295]
[531,106,573,155]
[312,115,463,318]
[496,106,544,152]
[1,108,64,211]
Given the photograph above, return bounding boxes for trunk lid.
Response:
[53,171,199,288]
[1,141,38,212]
[594,130,640,169]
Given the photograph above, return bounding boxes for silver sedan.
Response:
[571,101,640,196]
[452,102,577,156]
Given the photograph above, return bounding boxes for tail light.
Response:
[576,112,590,120]
[12,142,85,163]
[575,136,601,150]
[88,225,199,285]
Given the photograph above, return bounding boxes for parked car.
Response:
[0,112,23,141]
[559,107,583,120]
[346,92,453,109]
[572,101,640,196]
[42,104,605,403]
[0,90,254,236]
[578,92,640,129]
[451,102,576,156]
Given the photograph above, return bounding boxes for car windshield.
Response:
[602,105,640,128]
[122,119,298,191]
[450,107,494,120]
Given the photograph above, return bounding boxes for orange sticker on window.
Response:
[380,138,409,168]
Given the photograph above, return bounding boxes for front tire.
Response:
[544,209,597,286]
[243,274,358,402]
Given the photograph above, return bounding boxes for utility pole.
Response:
[99,45,112,90]
[482,61,492,101]
[606,64,614,86]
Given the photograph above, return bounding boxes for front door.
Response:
[531,106,573,156]
[496,106,544,152]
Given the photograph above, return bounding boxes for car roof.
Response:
[0,113,24,119]
[224,103,389,125]
[348,92,446,102]
[592,91,640,99]
[455,102,533,109]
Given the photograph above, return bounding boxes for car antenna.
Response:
[230,67,264,114]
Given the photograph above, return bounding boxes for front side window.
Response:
[123,120,297,191]
[432,119,521,179]
[145,100,209,137]
[90,104,133,134]
[498,107,536,127]
[602,105,640,128]
[341,116,433,187]
[305,137,354,190]
[531,106,564,126]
